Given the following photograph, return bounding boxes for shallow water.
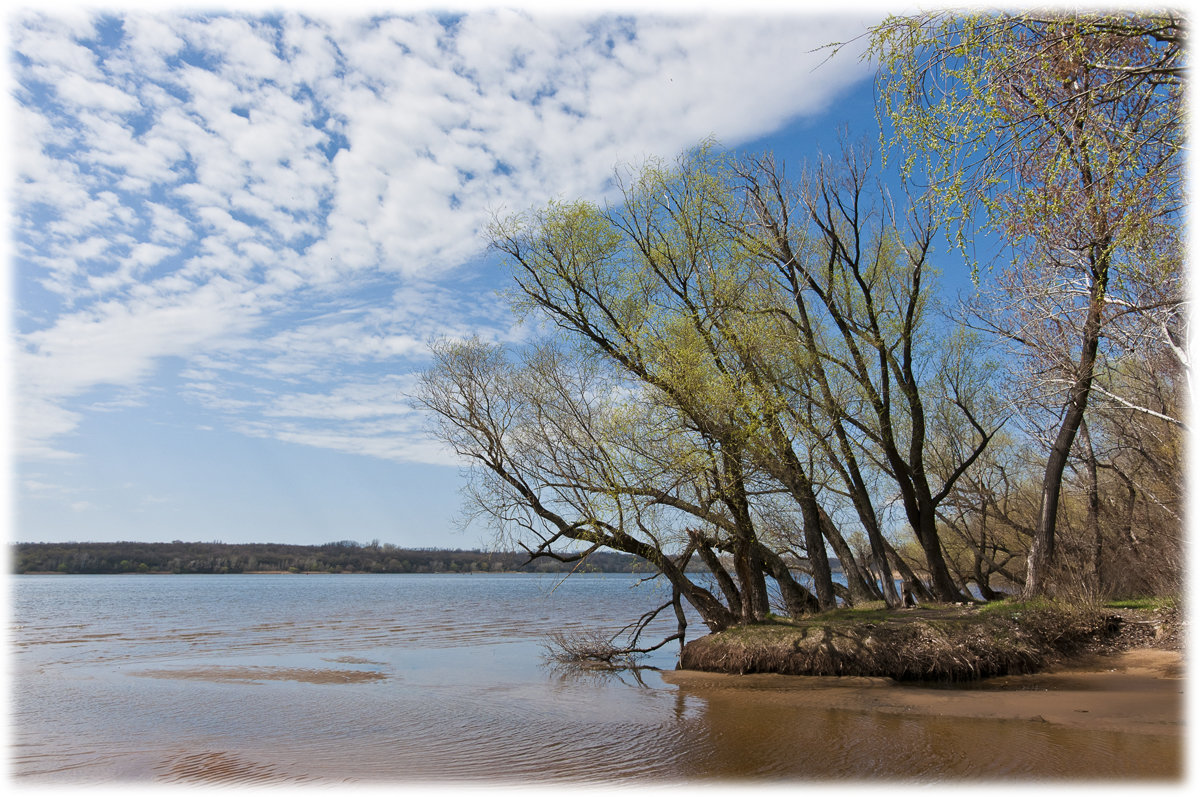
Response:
[10,574,1182,783]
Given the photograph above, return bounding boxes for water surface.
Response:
[10,574,1181,783]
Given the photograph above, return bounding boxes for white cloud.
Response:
[121,15,186,69]
[264,381,416,421]
[55,73,142,113]
[11,9,876,465]
[18,277,263,405]
[241,422,460,468]
[14,397,84,461]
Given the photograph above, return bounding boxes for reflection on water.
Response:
[664,673,1180,780]
[10,574,1181,783]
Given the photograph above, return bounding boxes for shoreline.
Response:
[662,646,1184,737]
[676,602,1180,681]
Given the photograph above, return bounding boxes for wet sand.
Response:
[663,648,1184,736]
[136,665,388,684]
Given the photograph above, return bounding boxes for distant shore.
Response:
[11,540,661,576]
[16,569,543,576]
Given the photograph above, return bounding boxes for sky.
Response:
[4,1,912,549]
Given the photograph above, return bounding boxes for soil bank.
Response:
[676,602,1180,681]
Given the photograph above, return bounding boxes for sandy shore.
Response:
[662,647,1184,736]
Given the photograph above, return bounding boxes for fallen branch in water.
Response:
[542,596,686,671]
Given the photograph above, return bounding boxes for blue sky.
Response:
[5,2,929,549]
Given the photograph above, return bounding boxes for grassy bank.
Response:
[679,599,1179,682]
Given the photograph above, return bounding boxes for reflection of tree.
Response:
[541,652,659,688]
[662,671,1180,777]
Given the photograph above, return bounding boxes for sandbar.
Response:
[135,665,387,684]
[662,648,1183,736]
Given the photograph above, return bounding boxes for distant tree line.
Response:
[10,540,652,575]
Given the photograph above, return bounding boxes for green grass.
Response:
[1104,596,1176,611]
[807,604,895,622]
[974,597,1054,615]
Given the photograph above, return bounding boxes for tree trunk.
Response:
[883,539,936,603]
[723,448,771,622]
[779,459,837,610]
[1079,418,1103,595]
[817,507,883,604]
[689,534,743,619]
[1024,244,1109,599]
[754,542,820,616]
[766,427,837,610]
[732,537,769,622]
[656,562,738,633]
[912,500,967,602]
[863,516,902,607]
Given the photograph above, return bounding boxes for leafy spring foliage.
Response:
[870,11,1184,270]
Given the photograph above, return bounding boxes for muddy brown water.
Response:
[11,574,1182,783]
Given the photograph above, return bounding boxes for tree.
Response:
[870,11,1185,597]
[419,141,1002,626]
[415,336,782,632]
[729,145,1003,602]
[489,152,840,615]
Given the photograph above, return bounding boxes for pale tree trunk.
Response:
[1024,245,1109,599]
[1079,418,1103,593]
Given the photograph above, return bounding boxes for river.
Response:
[9,573,1182,783]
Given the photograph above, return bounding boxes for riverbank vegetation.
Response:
[414,9,1184,659]
[678,599,1180,681]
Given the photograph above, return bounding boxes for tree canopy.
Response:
[413,11,1184,646]
[418,142,1011,638]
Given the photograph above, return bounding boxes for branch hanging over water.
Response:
[542,597,685,671]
